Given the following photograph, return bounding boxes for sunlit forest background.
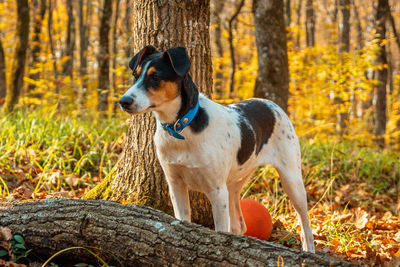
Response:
[0,0,400,265]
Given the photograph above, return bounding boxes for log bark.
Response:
[0,199,358,267]
[86,0,214,228]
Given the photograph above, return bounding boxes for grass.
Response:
[0,108,399,265]
[0,108,128,198]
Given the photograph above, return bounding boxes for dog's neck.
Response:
[152,96,183,124]
[153,75,199,124]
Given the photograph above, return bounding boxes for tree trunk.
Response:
[0,199,358,267]
[63,0,75,77]
[285,0,291,27]
[211,0,225,97]
[295,0,302,49]
[253,0,289,112]
[122,0,132,88]
[0,37,6,104]
[228,0,245,95]
[47,0,59,100]
[111,0,121,114]
[375,0,389,148]
[305,0,315,47]
[28,0,46,93]
[78,0,91,107]
[337,0,350,135]
[97,0,113,112]
[4,0,30,112]
[86,0,214,227]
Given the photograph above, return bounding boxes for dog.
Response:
[119,45,315,252]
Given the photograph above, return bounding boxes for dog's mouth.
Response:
[120,104,156,115]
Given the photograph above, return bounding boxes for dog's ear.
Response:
[129,45,158,71]
[177,74,199,118]
[163,47,191,77]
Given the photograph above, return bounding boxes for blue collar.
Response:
[161,100,199,140]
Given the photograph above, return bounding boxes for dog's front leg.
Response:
[167,178,191,222]
[207,184,230,232]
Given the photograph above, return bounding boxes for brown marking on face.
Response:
[148,81,179,105]
[147,67,156,76]
[135,66,142,76]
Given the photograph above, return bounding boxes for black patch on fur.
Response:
[189,106,209,134]
[236,120,256,165]
[231,99,276,165]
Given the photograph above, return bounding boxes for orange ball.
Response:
[240,199,273,240]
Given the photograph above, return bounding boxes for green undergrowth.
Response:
[0,108,128,197]
[244,139,400,216]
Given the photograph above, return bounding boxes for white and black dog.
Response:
[119,45,315,252]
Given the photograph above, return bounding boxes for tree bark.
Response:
[295,0,302,49]
[111,0,121,113]
[305,0,315,47]
[78,0,90,106]
[4,0,30,112]
[97,0,113,112]
[285,0,291,27]
[211,0,225,97]
[28,0,46,93]
[47,0,59,99]
[253,0,289,112]
[228,0,245,95]
[86,0,214,227]
[0,37,5,104]
[63,0,75,77]
[0,199,358,267]
[337,0,350,135]
[375,0,389,148]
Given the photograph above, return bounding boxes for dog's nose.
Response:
[119,95,134,107]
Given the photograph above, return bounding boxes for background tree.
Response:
[337,0,350,135]
[28,0,46,93]
[211,0,225,97]
[305,0,315,47]
[62,0,75,77]
[4,0,29,112]
[97,0,113,112]
[228,0,245,95]
[78,0,91,103]
[0,36,5,104]
[375,0,389,147]
[253,0,289,112]
[86,0,214,227]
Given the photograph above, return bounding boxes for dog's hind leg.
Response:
[206,184,230,232]
[227,181,247,234]
[274,164,315,252]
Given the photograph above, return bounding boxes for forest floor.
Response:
[0,109,399,266]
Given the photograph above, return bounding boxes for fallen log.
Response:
[0,199,358,266]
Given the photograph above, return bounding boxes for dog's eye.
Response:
[150,74,159,81]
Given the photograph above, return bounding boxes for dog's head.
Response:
[119,45,198,115]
